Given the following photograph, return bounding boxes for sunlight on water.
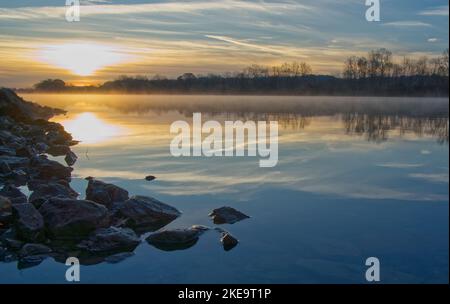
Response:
[58,112,124,144]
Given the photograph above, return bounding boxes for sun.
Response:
[37,42,130,76]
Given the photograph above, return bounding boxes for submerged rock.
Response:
[18,243,52,257]
[209,207,250,225]
[146,225,209,251]
[104,252,134,264]
[145,175,156,182]
[77,226,140,253]
[39,198,109,239]
[220,232,239,251]
[12,203,45,242]
[114,195,181,232]
[85,178,129,209]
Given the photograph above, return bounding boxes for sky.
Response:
[0,0,448,87]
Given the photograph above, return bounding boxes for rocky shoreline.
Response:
[0,89,248,269]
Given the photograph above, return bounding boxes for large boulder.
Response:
[114,195,181,232]
[209,207,250,225]
[77,227,140,253]
[0,185,27,204]
[146,225,209,251]
[29,155,73,181]
[39,198,109,239]
[29,182,79,208]
[12,203,45,242]
[85,178,129,209]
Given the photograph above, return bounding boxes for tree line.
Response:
[25,49,449,96]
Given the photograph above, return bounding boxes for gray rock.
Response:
[19,243,52,257]
[0,196,12,228]
[0,185,28,204]
[209,207,250,225]
[85,178,129,208]
[12,203,45,242]
[115,195,181,232]
[0,155,29,170]
[0,228,24,250]
[30,155,73,181]
[146,225,209,251]
[65,150,78,167]
[39,198,109,239]
[220,232,239,251]
[0,147,15,157]
[18,254,49,269]
[78,226,140,253]
[0,160,12,174]
[29,182,78,208]
[47,145,70,157]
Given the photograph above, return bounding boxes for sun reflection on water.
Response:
[59,112,123,144]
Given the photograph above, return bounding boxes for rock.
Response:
[104,252,134,264]
[220,232,239,251]
[0,88,64,122]
[209,207,250,225]
[18,254,49,269]
[19,243,52,257]
[0,155,29,170]
[0,160,12,174]
[0,146,15,157]
[30,155,73,181]
[0,196,12,213]
[12,203,45,242]
[47,145,70,157]
[35,142,49,154]
[85,178,129,209]
[15,146,36,158]
[145,175,156,182]
[2,169,28,186]
[146,225,209,251]
[29,182,78,208]
[65,150,78,167]
[114,195,181,232]
[77,227,140,253]
[0,185,28,204]
[39,198,109,239]
[0,228,24,250]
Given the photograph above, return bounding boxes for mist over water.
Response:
[1,94,448,284]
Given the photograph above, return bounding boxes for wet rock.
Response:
[0,160,12,174]
[145,175,156,182]
[47,145,70,157]
[30,155,73,181]
[0,88,64,122]
[0,146,15,157]
[19,243,52,257]
[0,196,12,228]
[104,252,134,264]
[18,254,49,269]
[0,155,29,170]
[12,203,45,242]
[209,207,250,225]
[146,225,209,251]
[39,198,109,239]
[0,229,24,250]
[220,232,239,251]
[29,182,78,208]
[85,178,129,209]
[77,226,140,253]
[0,185,28,204]
[65,151,78,167]
[114,195,181,232]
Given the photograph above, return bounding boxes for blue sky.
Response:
[0,0,448,87]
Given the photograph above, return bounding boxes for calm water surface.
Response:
[1,94,448,284]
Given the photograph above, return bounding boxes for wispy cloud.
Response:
[419,5,449,16]
[383,21,432,27]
